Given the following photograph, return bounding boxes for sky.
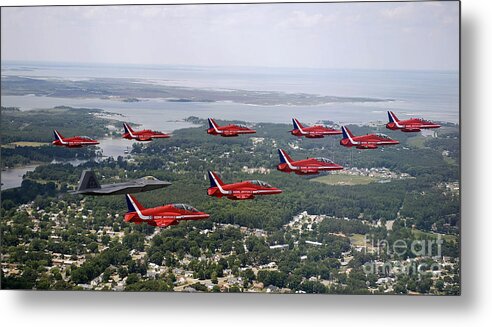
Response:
[1,1,459,71]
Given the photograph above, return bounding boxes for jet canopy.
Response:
[80,136,96,140]
[249,180,272,188]
[172,203,198,212]
[375,133,391,139]
[141,176,159,181]
[314,157,334,164]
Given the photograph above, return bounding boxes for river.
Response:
[1,137,137,191]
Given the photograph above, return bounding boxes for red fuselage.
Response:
[340,126,399,150]
[291,126,342,138]
[277,157,343,175]
[122,123,170,141]
[386,111,441,132]
[340,134,399,149]
[386,118,441,132]
[125,204,209,228]
[291,118,341,138]
[207,125,256,137]
[52,136,99,148]
[208,179,282,200]
[207,118,256,137]
[122,129,170,141]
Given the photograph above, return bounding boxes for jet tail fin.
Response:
[123,123,135,135]
[341,126,355,142]
[208,171,225,188]
[53,130,65,142]
[292,118,304,131]
[387,111,400,123]
[76,170,101,192]
[125,194,145,213]
[278,149,293,164]
[208,118,220,131]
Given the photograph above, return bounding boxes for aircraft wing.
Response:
[305,133,324,138]
[69,184,142,195]
[222,131,239,136]
[230,188,255,199]
[154,218,178,228]
[71,181,171,195]
[137,135,153,141]
[357,144,378,149]
[232,193,255,200]
[402,126,421,132]
[96,185,146,194]
[299,168,320,174]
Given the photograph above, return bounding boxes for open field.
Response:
[406,135,427,148]
[349,233,368,247]
[310,174,377,186]
[443,156,457,165]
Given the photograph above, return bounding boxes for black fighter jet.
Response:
[70,170,171,196]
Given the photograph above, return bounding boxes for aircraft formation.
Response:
[55,110,440,228]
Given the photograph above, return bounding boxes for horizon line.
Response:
[1,59,459,74]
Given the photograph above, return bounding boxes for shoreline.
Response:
[1,94,460,126]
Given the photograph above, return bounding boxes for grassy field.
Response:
[406,135,427,148]
[443,156,457,165]
[349,233,368,247]
[310,174,377,186]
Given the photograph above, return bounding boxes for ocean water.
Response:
[1,61,459,127]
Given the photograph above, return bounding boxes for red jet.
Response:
[122,123,170,141]
[124,194,209,228]
[386,111,441,132]
[277,149,343,175]
[207,118,256,137]
[52,130,99,148]
[340,126,399,149]
[207,171,282,200]
[291,118,342,138]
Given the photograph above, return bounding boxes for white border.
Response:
[2,1,490,326]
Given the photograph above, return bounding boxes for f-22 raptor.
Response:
[70,170,171,196]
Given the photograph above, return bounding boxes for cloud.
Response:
[1,2,459,71]
[276,10,337,29]
[381,3,415,20]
